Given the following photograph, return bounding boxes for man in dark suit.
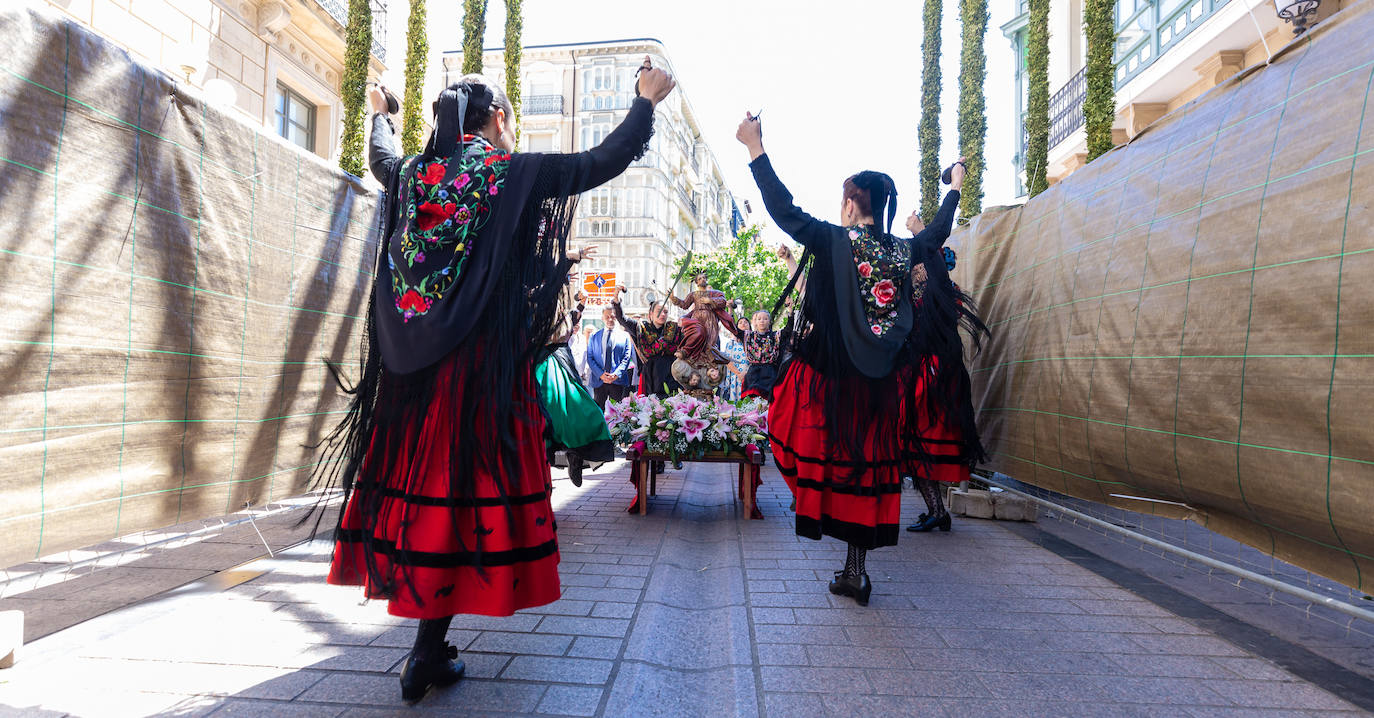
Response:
[588,306,634,407]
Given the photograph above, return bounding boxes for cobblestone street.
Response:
[0,461,1368,717]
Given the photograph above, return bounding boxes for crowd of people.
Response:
[311,57,988,704]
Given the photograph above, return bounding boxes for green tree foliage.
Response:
[671,226,794,324]
[957,0,989,221]
[919,0,943,221]
[462,0,488,75]
[400,0,428,155]
[504,0,523,141]
[1025,0,1050,196]
[338,0,372,176]
[1084,0,1117,161]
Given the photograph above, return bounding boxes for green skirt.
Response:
[536,346,615,463]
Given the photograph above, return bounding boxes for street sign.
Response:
[582,271,618,304]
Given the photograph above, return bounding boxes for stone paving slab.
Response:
[0,459,1369,716]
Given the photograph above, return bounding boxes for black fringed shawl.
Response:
[748,154,988,473]
[309,99,656,592]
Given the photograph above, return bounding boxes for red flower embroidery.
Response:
[416,203,447,231]
[871,324,883,335]
[421,162,446,185]
[871,279,897,307]
[397,289,429,317]
[857,261,873,278]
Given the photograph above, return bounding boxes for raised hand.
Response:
[736,111,763,153]
[949,156,967,192]
[905,211,925,234]
[567,244,598,263]
[367,84,391,114]
[637,65,676,105]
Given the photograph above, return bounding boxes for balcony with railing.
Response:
[1050,67,1087,149]
[315,0,388,62]
[1018,0,1230,166]
[675,185,697,219]
[524,95,564,115]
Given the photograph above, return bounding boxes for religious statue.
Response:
[667,269,735,399]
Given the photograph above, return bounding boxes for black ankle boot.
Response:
[828,571,872,606]
[906,512,952,532]
[567,452,584,487]
[399,642,465,703]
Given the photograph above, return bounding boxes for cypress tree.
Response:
[1084,0,1117,161]
[1025,0,1050,196]
[918,0,943,221]
[504,0,523,140]
[338,0,372,176]
[956,0,989,221]
[462,0,488,75]
[400,0,428,155]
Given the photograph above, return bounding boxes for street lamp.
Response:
[1275,0,1320,34]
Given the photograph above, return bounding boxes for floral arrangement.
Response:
[604,393,769,463]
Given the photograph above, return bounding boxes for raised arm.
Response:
[611,293,639,335]
[912,189,961,248]
[746,155,830,247]
[367,86,402,184]
[531,68,676,199]
[912,158,966,249]
[736,114,830,247]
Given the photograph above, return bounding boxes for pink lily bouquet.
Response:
[604,393,770,464]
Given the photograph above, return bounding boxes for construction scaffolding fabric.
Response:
[952,1,1374,591]
[0,6,380,568]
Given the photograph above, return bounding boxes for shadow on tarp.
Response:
[953,0,1374,592]
[0,4,381,570]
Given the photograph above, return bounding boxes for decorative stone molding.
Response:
[1194,50,1246,88]
[1125,102,1168,138]
[257,0,292,42]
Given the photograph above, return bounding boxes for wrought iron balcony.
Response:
[315,0,388,63]
[524,95,564,115]
[675,185,697,218]
[1049,67,1086,149]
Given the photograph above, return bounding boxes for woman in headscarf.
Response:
[737,113,985,606]
[315,67,675,703]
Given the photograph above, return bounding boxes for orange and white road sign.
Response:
[582,271,618,304]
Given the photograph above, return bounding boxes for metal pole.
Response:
[981,477,1374,627]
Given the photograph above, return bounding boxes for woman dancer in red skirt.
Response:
[314,67,675,703]
[737,115,985,605]
[905,216,983,532]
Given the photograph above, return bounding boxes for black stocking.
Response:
[412,616,454,661]
[843,543,867,578]
[915,477,947,518]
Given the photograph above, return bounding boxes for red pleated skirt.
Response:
[768,360,906,550]
[904,361,972,484]
[327,352,561,619]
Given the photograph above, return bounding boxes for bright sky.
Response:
[409,0,1020,241]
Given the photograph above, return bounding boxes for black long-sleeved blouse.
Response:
[366,98,656,374]
[748,153,959,379]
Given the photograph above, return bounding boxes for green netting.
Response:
[953,1,1374,591]
[0,5,380,567]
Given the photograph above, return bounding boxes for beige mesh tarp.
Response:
[953,1,1374,590]
[0,5,379,567]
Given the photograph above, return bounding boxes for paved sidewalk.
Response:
[0,460,1368,717]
